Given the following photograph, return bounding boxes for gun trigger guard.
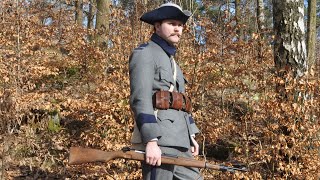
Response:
[121,147,131,152]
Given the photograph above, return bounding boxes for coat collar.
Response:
[151,33,176,56]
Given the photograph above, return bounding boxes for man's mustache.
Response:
[170,33,181,37]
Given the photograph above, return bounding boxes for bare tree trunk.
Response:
[307,0,317,68]
[256,0,265,34]
[87,0,95,42]
[226,0,230,21]
[95,0,110,46]
[256,0,265,59]
[87,0,95,29]
[75,0,83,26]
[235,0,243,41]
[272,0,307,77]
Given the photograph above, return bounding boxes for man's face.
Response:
[155,19,184,45]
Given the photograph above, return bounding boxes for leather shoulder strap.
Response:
[169,56,177,92]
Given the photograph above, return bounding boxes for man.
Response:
[129,2,202,180]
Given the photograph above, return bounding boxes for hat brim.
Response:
[140,6,191,25]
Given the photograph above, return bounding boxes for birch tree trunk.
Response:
[95,0,110,46]
[307,0,317,68]
[272,0,307,77]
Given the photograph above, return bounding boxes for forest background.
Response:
[0,0,320,179]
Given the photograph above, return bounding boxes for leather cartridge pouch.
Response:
[153,90,192,113]
[153,90,170,110]
[182,93,192,113]
[171,91,183,110]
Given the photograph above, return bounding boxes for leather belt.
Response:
[153,90,192,113]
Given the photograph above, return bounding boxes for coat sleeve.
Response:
[129,49,162,144]
[182,73,200,135]
[188,115,200,135]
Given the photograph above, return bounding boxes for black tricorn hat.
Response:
[140,2,192,25]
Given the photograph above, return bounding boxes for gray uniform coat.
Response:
[129,34,199,149]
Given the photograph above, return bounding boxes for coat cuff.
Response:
[140,123,162,144]
[136,113,157,129]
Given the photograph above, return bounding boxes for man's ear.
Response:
[154,22,160,32]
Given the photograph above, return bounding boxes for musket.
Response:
[69,147,247,173]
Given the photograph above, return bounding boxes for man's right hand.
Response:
[145,140,162,166]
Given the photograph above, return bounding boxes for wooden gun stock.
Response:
[69,147,247,173]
